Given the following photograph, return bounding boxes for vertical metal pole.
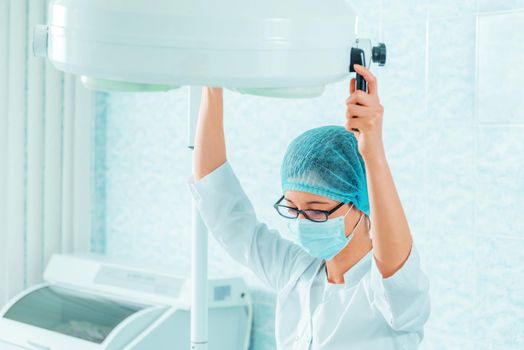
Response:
[188,86,208,350]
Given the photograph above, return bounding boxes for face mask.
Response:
[287,203,365,260]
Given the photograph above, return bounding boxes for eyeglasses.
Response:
[273,195,347,222]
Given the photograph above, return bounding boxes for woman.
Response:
[187,64,430,349]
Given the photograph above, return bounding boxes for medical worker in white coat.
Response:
[187,64,430,349]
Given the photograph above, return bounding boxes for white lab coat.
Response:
[187,160,430,350]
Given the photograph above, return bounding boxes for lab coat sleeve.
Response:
[187,160,313,292]
[369,242,431,334]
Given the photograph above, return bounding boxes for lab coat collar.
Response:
[343,249,373,288]
[321,248,373,288]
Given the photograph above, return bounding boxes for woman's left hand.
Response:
[345,64,385,161]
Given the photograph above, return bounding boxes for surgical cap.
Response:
[280,125,370,216]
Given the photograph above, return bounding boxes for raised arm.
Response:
[345,64,413,278]
[193,87,226,181]
[347,65,430,333]
[188,87,315,292]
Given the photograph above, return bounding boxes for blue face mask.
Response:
[287,203,365,260]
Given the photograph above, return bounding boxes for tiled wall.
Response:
[93,1,524,349]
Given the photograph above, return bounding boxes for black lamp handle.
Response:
[356,73,367,92]
[348,47,367,133]
[349,47,367,92]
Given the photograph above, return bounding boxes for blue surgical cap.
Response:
[280,125,370,216]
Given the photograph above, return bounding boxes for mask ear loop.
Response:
[343,203,355,218]
[346,210,365,240]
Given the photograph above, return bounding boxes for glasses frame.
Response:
[273,195,347,222]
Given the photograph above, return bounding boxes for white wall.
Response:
[0,0,92,306]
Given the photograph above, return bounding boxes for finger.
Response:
[354,64,378,96]
[346,116,367,133]
[346,103,369,118]
[346,121,361,135]
[346,90,376,107]
[347,127,360,137]
[350,77,355,95]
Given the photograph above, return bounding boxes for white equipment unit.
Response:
[0,254,252,350]
[33,0,358,97]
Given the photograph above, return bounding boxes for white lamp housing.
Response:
[35,0,358,97]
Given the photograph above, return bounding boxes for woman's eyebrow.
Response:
[285,198,331,205]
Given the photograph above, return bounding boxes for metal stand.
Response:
[188,86,208,350]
